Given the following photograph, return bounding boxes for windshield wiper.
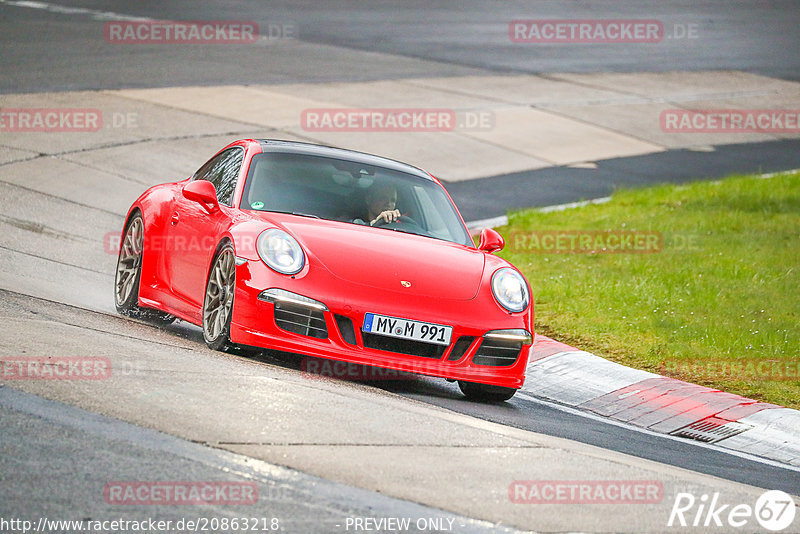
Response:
[267,210,320,219]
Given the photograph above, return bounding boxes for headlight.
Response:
[491,268,529,313]
[257,229,305,275]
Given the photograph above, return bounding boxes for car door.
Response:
[166,147,244,314]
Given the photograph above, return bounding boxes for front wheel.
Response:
[203,244,237,351]
[458,380,517,402]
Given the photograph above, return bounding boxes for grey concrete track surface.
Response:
[1,385,515,534]
[1,1,800,532]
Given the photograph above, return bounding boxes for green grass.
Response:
[497,171,800,409]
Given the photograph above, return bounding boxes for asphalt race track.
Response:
[2,0,800,92]
[1,2,799,533]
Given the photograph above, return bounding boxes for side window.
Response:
[193,148,244,207]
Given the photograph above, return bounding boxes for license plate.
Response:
[362,313,453,346]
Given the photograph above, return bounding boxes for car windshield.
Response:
[241,152,473,246]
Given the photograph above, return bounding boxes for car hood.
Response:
[276,216,485,300]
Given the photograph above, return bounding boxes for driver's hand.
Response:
[371,209,401,226]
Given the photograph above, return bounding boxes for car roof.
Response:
[256,139,435,182]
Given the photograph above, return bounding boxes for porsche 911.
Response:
[114,139,533,401]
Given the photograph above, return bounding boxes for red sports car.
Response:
[114,139,533,401]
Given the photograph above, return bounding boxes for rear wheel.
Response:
[203,244,236,351]
[114,213,174,325]
[458,380,517,402]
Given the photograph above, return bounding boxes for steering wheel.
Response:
[373,215,419,227]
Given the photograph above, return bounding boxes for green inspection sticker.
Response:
[251,201,264,209]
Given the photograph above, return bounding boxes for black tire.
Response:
[114,212,175,325]
[202,243,237,352]
[458,380,517,402]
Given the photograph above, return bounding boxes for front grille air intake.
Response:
[334,314,357,345]
[274,301,328,339]
[472,329,531,367]
[362,333,446,359]
[258,288,328,339]
[473,339,523,367]
[447,336,476,361]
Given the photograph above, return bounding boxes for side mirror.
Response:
[183,180,219,211]
[478,227,504,253]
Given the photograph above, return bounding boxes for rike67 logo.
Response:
[668,490,796,531]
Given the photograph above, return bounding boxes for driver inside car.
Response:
[353,181,401,226]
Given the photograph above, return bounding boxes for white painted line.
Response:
[0,0,151,21]
[0,1,296,46]
[514,391,800,474]
[466,214,508,232]
[465,196,612,230]
[536,196,612,213]
[758,168,800,179]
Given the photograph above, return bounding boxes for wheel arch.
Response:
[205,236,235,285]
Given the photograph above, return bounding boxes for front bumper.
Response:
[229,259,532,389]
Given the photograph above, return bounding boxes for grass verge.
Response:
[498,171,799,409]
